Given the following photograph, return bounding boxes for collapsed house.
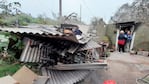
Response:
[0,24,107,84]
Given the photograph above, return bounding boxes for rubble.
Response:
[0,24,107,67]
[0,24,107,84]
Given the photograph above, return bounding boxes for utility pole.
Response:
[80,5,82,22]
[59,0,62,18]
[59,0,63,32]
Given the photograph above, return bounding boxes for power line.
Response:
[81,0,95,17]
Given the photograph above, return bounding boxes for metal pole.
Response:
[80,5,82,22]
[59,0,62,31]
[59,0,62,18]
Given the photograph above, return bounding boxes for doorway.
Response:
[115,21,136,52]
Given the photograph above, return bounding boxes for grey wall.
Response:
[134,24,149,50]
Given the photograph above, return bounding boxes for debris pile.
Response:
[0,24,107,84]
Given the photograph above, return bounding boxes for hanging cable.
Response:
[81,0,95,17]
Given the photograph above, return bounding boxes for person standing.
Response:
[118,30,126,52]
[126,31,132,52]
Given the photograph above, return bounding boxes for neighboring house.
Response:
[106,21,149,51]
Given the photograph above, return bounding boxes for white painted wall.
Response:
[115,29,119,50]
[130,32,136,50]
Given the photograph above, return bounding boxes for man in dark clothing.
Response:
[118,30,126,52]
[74,29,82,35]
[73,27,82,35]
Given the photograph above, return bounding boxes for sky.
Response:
[8,0,134,24]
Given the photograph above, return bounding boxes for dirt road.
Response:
[82,52,149,84]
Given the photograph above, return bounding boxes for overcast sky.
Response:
[8,0,134,24]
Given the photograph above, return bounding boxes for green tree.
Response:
[0,0,21,16]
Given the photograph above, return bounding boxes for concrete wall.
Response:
[96,21,106,42]
[106,24,117,46]
[90,19,107,43]
[134,24,149,50]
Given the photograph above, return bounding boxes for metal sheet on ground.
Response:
[41,67,90,84]
[48,61,107,70]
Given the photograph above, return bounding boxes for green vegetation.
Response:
[0,31,24,58]
[0,62,22,77]
[0,2,59,75]
[0,1,84,27]
[0,13,59,27]
[32,14,59,25]
[0,32,24,77]
[0,1,59,27]
[0,31,40,77]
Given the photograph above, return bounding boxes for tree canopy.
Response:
[0,0,60,27]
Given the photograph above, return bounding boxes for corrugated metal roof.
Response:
[41,67,90,84]
[20,38,101,63]
[0,27,62,35]
[20,38,42,63]
[0,27,82,44]
[0,27,91,44]
[80,40,101,51]
[20,38,81,63]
